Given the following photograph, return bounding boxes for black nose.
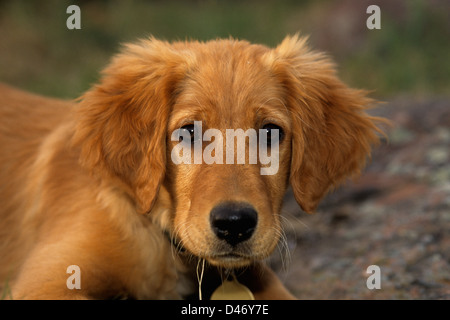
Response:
[210,202,258,246]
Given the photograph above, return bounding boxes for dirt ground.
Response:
[274,97,450,299]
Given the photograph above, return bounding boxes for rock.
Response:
[279,97,450,299]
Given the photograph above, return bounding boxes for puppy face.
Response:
[165,44,292,267]
[73,36,383,269]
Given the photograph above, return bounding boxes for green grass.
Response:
[1,279,13,300]
[341,0,450,96]
[0,0,448,99]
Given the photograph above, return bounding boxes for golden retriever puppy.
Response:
[0,35,383,299]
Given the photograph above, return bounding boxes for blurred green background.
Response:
[0,0,449,99]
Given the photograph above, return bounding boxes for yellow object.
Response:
[210,278,255,300]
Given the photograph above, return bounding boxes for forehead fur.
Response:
[168,39,288,128]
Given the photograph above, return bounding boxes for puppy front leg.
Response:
[239,263,297,300]
[10,244,110,300]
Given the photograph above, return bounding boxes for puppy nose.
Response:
[210,202,258,246]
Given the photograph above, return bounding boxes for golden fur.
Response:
[0,35,383,299]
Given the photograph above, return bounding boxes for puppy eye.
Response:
[261,123,284,147]
[179,124,199,144]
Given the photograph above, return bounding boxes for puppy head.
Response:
[73,35,384,268]
[165,40,292,267]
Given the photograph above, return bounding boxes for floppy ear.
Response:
[264,35,385,213]
[72,38,187,214]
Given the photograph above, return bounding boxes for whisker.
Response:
[273,226,291,272]
[169,220,192,259]
[196,258,206,300]
[264,225,289,273]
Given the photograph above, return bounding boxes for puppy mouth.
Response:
[169,235,256,267]
[207,252,254,268]
[165,230,265,268]
[198,240,261,267]
[205,240,271,267]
